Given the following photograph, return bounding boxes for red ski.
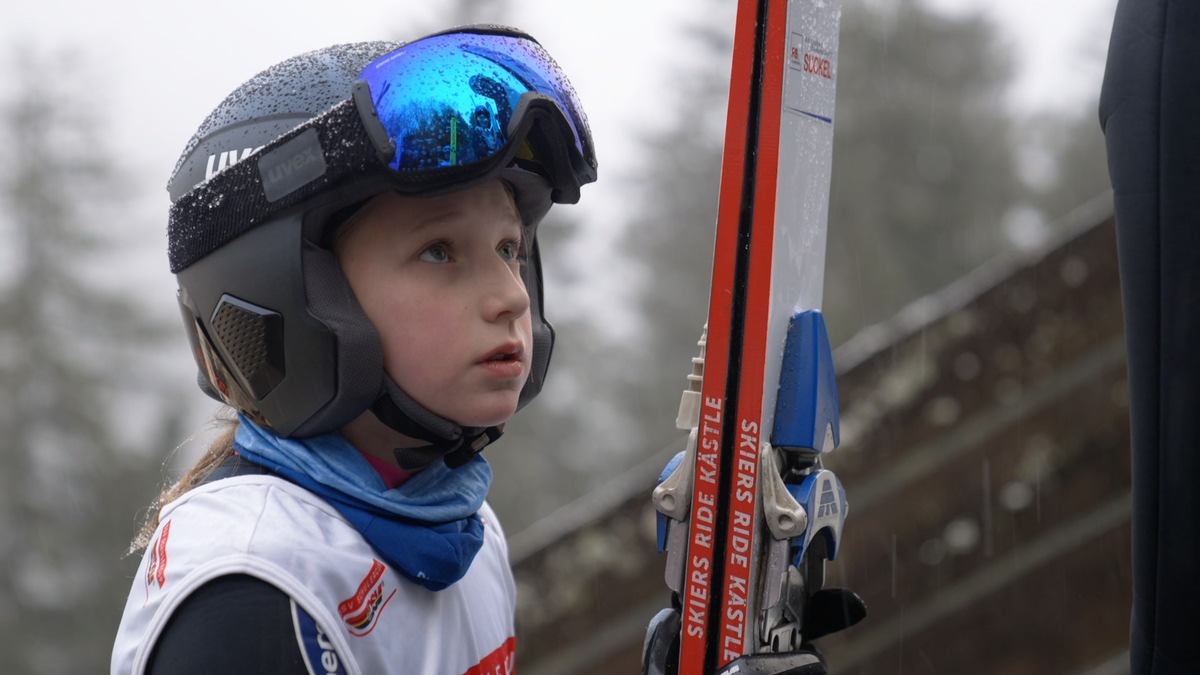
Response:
[643,1,862,673]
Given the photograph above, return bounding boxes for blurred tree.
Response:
[825,0,1022,340]
[605,1,735,458]
[1016,7,1114,237]
[1024,103,1113,229]
[0,49,183,673]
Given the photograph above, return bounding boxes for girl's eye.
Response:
[498,240,525,263]
[419,242,451,263]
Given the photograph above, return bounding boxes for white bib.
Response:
[111,475,516,675]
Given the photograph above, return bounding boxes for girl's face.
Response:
[336,180,533,429]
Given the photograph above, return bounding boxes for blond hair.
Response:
[129,415,240,552]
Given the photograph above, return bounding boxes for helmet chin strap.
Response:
[370,377,504,471]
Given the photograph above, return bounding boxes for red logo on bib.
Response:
[145,520,172,590]
[338,559,396,636]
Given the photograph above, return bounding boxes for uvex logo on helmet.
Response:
[258,128,328,201]
[205,146,263,180]
[202,130,328,201]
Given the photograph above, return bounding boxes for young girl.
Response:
[112,26,596,675]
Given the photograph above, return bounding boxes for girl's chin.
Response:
[452,409,518,429]
[396,383,524,429]
[441,398,520,429]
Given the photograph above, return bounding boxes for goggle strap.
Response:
[351,80,396,164]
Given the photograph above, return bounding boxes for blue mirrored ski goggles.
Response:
[354,29,595,180]
[168,27,596,273]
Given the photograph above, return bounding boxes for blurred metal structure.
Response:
[510,196,1130,675]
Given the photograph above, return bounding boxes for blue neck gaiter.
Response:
[233,415,491,591]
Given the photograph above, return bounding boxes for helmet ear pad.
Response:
[176,207,385,438]
[297,238,387,435]
[519,236,554,409]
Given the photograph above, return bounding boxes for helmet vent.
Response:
[213,301,266,376]
[210,296,286,400]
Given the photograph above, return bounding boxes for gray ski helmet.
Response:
[169,30,592,444]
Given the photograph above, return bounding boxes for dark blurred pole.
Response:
[1100,1,1200,673]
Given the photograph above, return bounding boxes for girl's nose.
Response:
[481,258,530,321]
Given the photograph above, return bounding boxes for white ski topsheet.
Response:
[715,0,842,662]
[761,0,840,450]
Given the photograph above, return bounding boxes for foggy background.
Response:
[1,0,1117,671]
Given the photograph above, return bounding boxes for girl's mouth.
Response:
[482,343,522,362]
[480,343,525,377]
